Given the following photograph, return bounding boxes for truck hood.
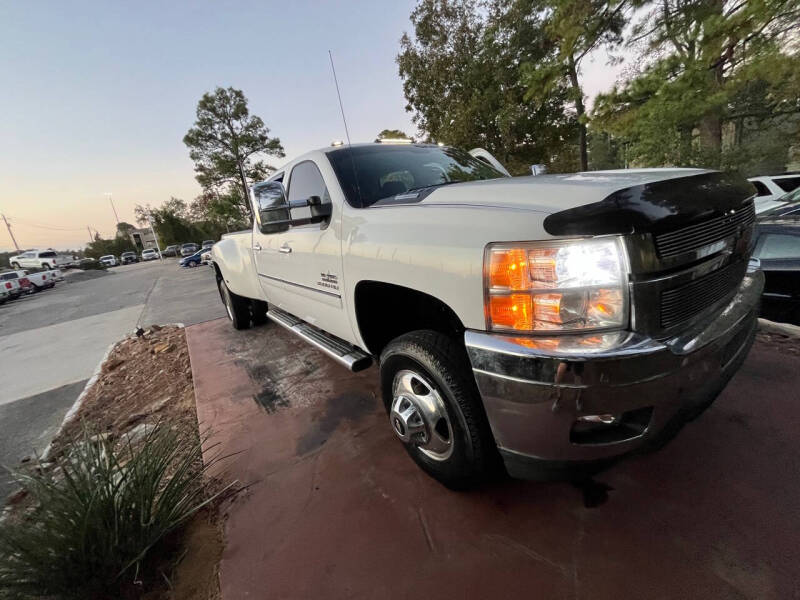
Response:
[412,168,756,236]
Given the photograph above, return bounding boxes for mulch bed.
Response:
[3,325,224,600]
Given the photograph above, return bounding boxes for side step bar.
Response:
[266,307,373,372]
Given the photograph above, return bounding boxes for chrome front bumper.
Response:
[465,269,764,480]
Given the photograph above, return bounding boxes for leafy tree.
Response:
[115,222,135,237]
[376,129,413,141]
[183,87,285,218]
[522,0,629,170]
[84,233,137,260]
[398,0,580,174]
[592,0,800,172]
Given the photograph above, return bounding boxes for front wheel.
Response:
[380,330,498,489]
[217,278,251,330]
[11,262,20,269]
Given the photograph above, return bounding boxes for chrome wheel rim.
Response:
[390,369,453,461]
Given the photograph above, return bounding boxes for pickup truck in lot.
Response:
[212,142,762,489]
[9,249,68,270]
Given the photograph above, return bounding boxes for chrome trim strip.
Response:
[258,273,341,298]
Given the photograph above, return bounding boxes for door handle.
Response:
[279,244,292,254]
[253,242,262,251]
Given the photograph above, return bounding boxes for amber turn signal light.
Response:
[488,248,530,290]
[488,294,533,331]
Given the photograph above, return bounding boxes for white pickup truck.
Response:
[212,142,762,488]
[9,249,68,270]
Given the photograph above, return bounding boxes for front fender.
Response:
[212,233,264,301]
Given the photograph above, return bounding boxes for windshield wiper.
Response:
[405,180,464,194]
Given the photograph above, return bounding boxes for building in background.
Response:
[129,227,157,250]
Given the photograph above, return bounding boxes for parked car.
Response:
[99,255,117,267]
[212,142,762,488]
[1,271,33,296]
[9,249,69,270]
[0,276,23,300]
[753,218,800,325]
[749,172,800,213]
[141,248,159,261]
[180,243,199,257]
[162,245,179,257]
[120,251,138,265]
[201,240,215,250]
[1,269,53,292]
[179,248,206,268]
[755,188,800,223]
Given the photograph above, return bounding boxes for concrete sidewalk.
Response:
[188,317,800,599]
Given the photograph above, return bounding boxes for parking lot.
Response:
[0,259,224,496]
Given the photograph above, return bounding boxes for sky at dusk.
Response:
[0,0,628,251]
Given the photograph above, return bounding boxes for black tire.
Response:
[11,262,20,269]
[251,299,269,325]
[379,330,499,489]
[42,264,51,270]
[217,278,251,330]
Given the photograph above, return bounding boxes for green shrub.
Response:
[0,423,229,599]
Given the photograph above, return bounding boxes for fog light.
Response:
[577,414,618,424]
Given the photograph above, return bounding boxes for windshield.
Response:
[327,144,506,208]
[100,255,113,260]
[182,244,195,249]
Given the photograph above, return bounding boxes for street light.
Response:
[104,192,120,226]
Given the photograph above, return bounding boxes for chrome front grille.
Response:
[660,261,745,329]
[654,203,755,258]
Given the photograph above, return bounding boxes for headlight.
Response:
[484,237,629,333]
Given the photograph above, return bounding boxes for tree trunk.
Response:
[236,160,253,220]
[567,56,588,171]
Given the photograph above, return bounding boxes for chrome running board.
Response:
[266,307,373,372]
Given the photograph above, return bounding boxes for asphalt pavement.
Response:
[0,259,224,496]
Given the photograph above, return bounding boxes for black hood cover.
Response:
[543,171,756,237]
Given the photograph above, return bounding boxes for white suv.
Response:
[99,255,118,267]
[748,173,800,213]
[9,249,67,270]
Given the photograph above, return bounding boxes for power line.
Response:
[4,216,88,232]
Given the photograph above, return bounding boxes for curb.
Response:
[758,318,800,339]
[38,341,116,462]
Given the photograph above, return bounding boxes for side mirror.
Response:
[287,195,332,226]
[252,181,332,234]
[252,181,290,235]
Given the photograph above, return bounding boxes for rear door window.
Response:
[38,251,57,258]
[775,177,800,193]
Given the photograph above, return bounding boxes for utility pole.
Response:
[147,216,164,261]
[87,226,94,244]
[2,214,20,251]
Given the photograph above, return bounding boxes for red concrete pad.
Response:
[187,318,800,599]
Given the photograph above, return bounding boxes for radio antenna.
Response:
[328,50,363,206]
[329,50,352,146]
